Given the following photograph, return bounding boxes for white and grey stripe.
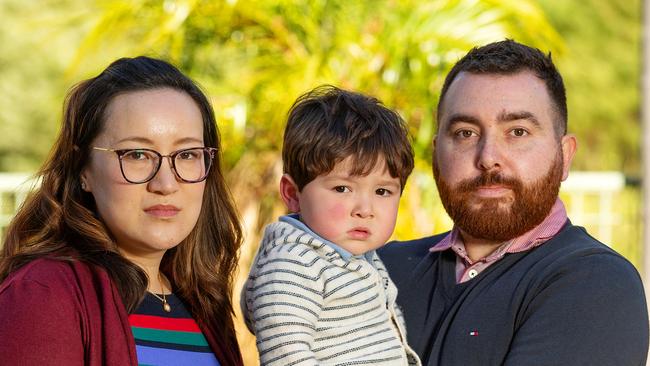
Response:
[242,221,421,366]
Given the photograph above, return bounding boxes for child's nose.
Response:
[352,196,373,218]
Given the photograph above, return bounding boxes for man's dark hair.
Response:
[437,39,567,137]
[283,85,414,191]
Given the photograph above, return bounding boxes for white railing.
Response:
[561,171,628,247]
[0,171,638,249]
[0,173,35,240]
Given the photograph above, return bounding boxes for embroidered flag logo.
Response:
[469,330,479,336]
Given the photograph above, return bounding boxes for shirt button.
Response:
[468,269,478,278]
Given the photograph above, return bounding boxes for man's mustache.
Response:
[456,171,521,193]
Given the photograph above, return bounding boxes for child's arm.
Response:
[242,247,325,366]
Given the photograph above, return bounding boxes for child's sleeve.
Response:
[242,246,325,366]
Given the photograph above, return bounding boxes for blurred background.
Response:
[0,0,642,364]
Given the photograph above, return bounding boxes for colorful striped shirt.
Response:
[129,293,220,366]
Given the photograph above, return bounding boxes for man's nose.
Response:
[476,134,503,171]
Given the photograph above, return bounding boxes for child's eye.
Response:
[333,186,350,193]
[376,188,392,196]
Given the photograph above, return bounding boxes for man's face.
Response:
[434,71,576,242]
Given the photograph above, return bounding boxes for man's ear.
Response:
[280,174,301,212]
[432,134,437,156]
[560,134,577,181]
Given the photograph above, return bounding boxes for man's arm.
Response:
[505,252,649,366]
[379,235,445,287]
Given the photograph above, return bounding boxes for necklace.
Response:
[150,272,172,313]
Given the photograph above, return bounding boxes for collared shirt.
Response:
[429,198,568,283]
[280,214,375,263]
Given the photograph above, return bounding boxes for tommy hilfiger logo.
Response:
[469,330,479,336]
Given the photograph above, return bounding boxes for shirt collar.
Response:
[280,214,373,261]
[430,198,568,264]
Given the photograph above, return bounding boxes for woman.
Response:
[0,56,244,365]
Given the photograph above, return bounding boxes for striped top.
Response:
[242,220,421,365]
[129,293,220,366]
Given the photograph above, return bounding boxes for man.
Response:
[379,40,649,365]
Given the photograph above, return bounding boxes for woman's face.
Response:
[81,88,207,259]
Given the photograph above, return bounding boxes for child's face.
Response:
[294,156,402,255]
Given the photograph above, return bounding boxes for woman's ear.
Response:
[80,171,91,192]
[280,174,301,212]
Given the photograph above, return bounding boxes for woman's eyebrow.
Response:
[113,136,204,145]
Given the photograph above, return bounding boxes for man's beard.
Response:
[433,150,563,242]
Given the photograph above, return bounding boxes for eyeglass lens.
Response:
[119,148,211,183]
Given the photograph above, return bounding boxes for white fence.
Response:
[0,171,639,253]
[0,173,35,240]
[561,171,628,247]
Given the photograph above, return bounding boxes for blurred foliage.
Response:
[1,0,564,169]
[0,0,563,235]
[0,1,642,364]
[538,0,641,174]
[3,0,641,176]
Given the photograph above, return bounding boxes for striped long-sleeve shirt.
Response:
[242,220,421,366]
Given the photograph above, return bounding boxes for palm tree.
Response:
[58,1,562,362]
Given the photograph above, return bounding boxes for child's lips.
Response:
[348,227,371,240]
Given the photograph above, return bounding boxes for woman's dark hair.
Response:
[0,56,242,361]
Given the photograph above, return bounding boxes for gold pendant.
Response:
[163,301,172,313]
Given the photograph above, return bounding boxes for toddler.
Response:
[242,85,420,365]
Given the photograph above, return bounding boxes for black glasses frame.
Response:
[92,146,218,184]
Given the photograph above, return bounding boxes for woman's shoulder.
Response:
[1,257,93,290]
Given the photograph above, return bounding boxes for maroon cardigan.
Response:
[0,258,243,365]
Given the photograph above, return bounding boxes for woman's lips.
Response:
[144,204,181,218]
[348,227,371,240]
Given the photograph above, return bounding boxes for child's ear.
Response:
[280,174,301,212]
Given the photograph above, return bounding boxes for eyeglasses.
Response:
[92,146,218,184]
